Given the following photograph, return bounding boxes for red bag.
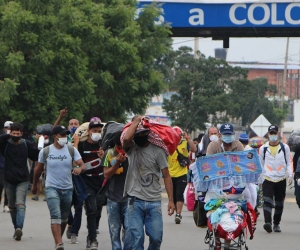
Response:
[121,119,181,155]
[186,183,195,211]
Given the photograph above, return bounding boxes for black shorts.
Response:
[172,174,187,203]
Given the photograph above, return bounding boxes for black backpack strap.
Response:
[67,144,75,161]
[279,142,287,165]
[263,146,268,161]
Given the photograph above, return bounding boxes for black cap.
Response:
[268,125,278,133]
[89,121,104,129]
[52,125,70,135]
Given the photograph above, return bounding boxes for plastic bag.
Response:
[193,196,207,227]
[186,183,195,211]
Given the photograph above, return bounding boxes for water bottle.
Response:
[38,135,45,150]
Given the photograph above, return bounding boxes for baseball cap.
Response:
[135,124,150,135]
[219,123,234,135]
[52,125,71,135]
[239,133,249,144]
[89,120,104,129]
[268,125,278,133]
[4,121,13,128]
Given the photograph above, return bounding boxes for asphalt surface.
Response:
[0,186,300,250]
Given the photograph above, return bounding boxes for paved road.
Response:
[0,187,299,250]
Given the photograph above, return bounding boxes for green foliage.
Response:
[227,77,289,127]
[162,47,248,132]
[162,48,288,132]
[0,0,171,129]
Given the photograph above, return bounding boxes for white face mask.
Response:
[6,130,10,134]
[44,139,49,144]
[56,137,68,146]
[91,133,101,142]
[209,135,219,142]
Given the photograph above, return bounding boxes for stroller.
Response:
[204,197,257,250]
[190,149,262,250]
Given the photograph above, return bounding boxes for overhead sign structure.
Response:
[137,1,300,37]
[250,114,271,137]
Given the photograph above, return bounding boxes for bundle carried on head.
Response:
[121,117,181,155]
[74,117,105,142]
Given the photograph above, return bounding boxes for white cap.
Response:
[4,121,13,128]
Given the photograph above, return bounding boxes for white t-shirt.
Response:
[38,144,81,189]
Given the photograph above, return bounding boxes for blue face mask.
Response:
[222,135,234,144]
[269,135,278,142]
[70,126,77,135]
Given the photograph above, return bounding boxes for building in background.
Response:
[229,62,300,134]
[144,92,173,126]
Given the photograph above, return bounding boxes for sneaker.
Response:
[66,226,72,239]
[90,239,98,250]
[31,196,39,201]
[14,228,23,241]
[70,233,78,244]
[3,205,9,213]
[55,243,64,250]
[86,237,91,250]
[273,224,281,233]
[263,222,272,233]
[175,214,182,224]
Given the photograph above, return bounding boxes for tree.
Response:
[162,46,248,132]
[227,77,289,127]
[0,0,171,129]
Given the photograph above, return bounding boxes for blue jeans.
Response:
[45,187,73,224]
[107,199,132,250]
[4,181,28,230]
[127,198,163,250]
[68,190,84,235]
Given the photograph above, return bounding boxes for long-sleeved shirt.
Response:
[259,142,292,182]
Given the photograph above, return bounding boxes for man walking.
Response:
[0,122,39,240]
[122,116,175,250]
[168,126,196,224]
[259,125,292,233]
[32,125,86,250]
[1,121,13,213]
[74,120,104,250]
[103,130,131,250]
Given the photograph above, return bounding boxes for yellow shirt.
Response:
[168,139,189,177]
[269,144,279,157]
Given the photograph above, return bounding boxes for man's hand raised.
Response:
[59,107,68,118]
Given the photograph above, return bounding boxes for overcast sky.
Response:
[172,37,300,64]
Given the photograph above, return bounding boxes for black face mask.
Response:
[11,135,21,142]
[134,135,148,147]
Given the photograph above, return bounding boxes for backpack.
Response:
[263,142,287,165]
[176,148,190,167]
[4,139,28,157]
[42,144,74,187]
[101,121,124,151]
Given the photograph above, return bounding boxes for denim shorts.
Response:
[46,187,73,224]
